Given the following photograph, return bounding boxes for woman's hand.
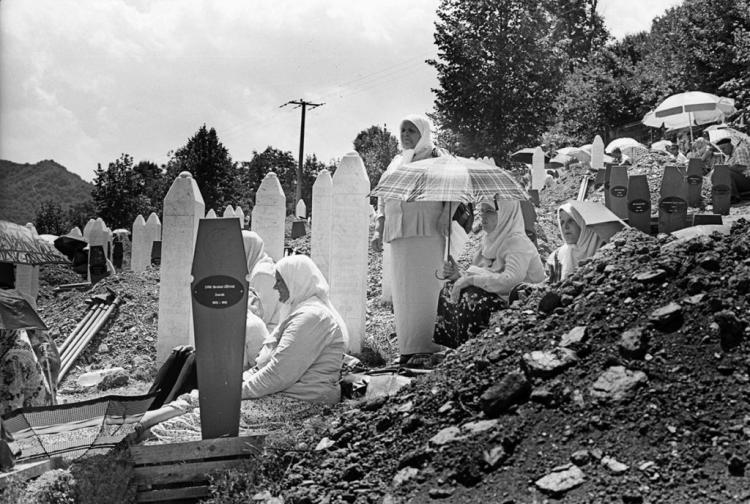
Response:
[441,257,461,281]
[370,231,383,252]
[449,275,472,303]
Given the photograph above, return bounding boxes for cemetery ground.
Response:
[15,168,750,503]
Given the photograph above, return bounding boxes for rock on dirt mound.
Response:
[268,219,750,504]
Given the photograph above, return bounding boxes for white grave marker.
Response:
[296,199,307,219]
[329,152,370,353]
[205,209,218,219]
[222,205,235,219]
[531,147,545,191]
[157,171,205,364]
[130,215,148,272]
[236,206,246,228]
[145,213,162,266]
[15,223,40,305]
[251,172,286,261]
[82,219,96,244]
[591,135,605,171]
[311,169,333,280]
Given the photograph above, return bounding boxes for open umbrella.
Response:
[510,147,550,165]
[704,125,750,148]
[53,234,88,258]
[642,91,736,141]
[557,147,591,164]
[605,137,641,154]
[0,220,70,265]
[651,140,673,152]
[370,155,528,203]
[0,288,48,330]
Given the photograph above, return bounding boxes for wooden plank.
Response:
[711,164,731,215]
[191,218,249,439]
[130,435,264,465]
[658,165,689,234]
[627,174,651,234]
[686,158,705,208]
[608,165,629,219]
[137,484,209,503]
[134,459,246,488]
[0,457,64,488]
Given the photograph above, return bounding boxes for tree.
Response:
[164,125,239,212]
[34,200,67,235]
[429,0,568,161]
[133,160,166,216]
[353,125,399,192]
[92,154,152,229]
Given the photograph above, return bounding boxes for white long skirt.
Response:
[389,235,445,355]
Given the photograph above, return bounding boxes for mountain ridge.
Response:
[0,159,94,225]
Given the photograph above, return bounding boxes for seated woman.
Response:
[433,200,545,349]
[242,231,280,368]
[546,201,604,282]
[242,254,347,404]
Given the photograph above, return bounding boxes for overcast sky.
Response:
[0,0,683,182]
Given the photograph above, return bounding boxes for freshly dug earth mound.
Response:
[270,219,750,504]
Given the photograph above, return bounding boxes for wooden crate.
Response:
[130,435,264,503]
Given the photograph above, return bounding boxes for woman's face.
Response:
[560,210,581,245]
[479,207,498,233]
[274,271,290,303]
[400,121,421,150]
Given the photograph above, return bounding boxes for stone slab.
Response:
[252,173,286,261]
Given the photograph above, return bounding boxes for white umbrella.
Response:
[605,137,641,154]
[651,140,673,152]
[642,91,736,141]
[557,147,591,164]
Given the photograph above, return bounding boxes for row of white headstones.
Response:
[150,151,370,364]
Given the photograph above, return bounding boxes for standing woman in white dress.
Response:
[370,114,451,367]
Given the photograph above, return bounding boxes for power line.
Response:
[280,99,324,204]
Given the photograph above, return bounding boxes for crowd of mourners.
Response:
[2,113,748,440]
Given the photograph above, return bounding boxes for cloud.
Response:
[597,0,684,40]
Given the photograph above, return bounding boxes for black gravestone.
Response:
[520,200,538,248]
[150,241,162,266]
[88,245,108,284]
[603,164,613,209]
[112,241,124,270]
[686,159,704,208]
[191,218,248,439]
[608,165,628,219]
[627,174,651,235]
[658,165,689,234]
[0,262,15,289]
[711,164,731,215]
[291,220,307,239]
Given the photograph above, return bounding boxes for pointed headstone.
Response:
[311,170,333,280]
[88,219,113,283]
[608,165,629,219]
[252,172,286,261]
[531,147,545,191]
[206,209,218,219]
[191,217,248,439]
[296,199,307,219]
[711,164,731,215]
[627,174,651,234]
[145,213,162,267]
[686,159,705,208]
[130,215,149,272]
[329,153,370,353]
[82,219,96,244]
[157,171,205,365]
[235,206,246,229]
[591,135,604,171]
[658,165,689,234]
[222,205,235,219]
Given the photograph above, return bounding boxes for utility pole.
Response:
[280,99,324,204]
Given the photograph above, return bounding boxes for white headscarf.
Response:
[398,114,435,165]
[480,200,528,261]
[242,230,274,281]
[554,202,603,280]
[274,255,350,348]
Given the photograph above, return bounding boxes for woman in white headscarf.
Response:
[546,202,604,282]
[370,114,452,367]
[242,254,347,404]
[434,200,545,348]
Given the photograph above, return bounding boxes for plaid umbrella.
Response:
[0,220,70,265]
[369,155,528,203]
